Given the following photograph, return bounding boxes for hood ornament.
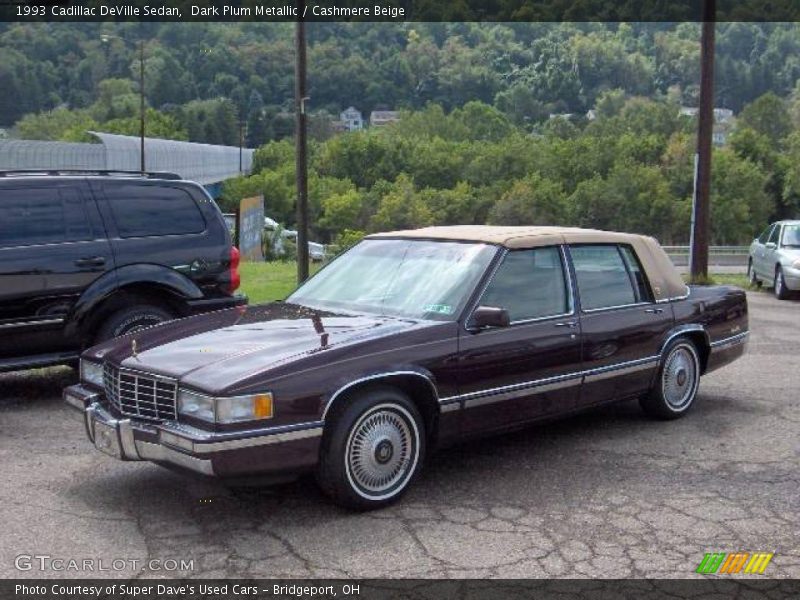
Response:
[131,339,138,359]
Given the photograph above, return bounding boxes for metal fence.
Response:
[662,246,749,267]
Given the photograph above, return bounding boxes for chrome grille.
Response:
[103,363,177,421]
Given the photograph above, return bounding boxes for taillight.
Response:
[229,246,241,293]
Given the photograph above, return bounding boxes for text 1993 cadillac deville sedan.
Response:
[65,226,748,509]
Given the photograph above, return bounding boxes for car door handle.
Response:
[554,320,578,328]
[74,256,106,268]
[644,307,665,314]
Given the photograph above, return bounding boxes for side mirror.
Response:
[469,305,511,331]
[766,242,777,249]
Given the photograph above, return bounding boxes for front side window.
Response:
[570,245,640,311]
[768,224,781,245]
[0,187,91,247]
[287,239,496,321]
[758,224,774,244]
[106,185,205,238]
[479,247,570,322]
[781,224,800,247]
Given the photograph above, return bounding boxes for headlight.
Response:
[217,393,273,424]
[177,389,215,422]
[177,390,273,424]
[79,359,104,387]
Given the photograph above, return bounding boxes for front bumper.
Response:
[782,266,800,291]
[64,384,322,478]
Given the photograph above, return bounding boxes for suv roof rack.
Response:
[0,169,183,180]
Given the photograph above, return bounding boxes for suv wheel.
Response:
[775,266,790,300]
[317,387,424,510]
[640,338,701,420]
[95,304,174,343]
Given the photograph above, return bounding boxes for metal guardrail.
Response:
[663,245,749,267]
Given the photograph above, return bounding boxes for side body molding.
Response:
[65,264,205,337]
[321,370,441,421]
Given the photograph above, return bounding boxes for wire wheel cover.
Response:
[346,406,417,496]
[662,345,697,409]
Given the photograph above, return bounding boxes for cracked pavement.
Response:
[0,291,797,579]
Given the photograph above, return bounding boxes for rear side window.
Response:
[618,245,653,302]
[570,245,640,311]
[0,186,92,247]
[106,185,205,238]
[480,247,570,322]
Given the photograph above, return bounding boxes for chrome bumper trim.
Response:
[159,421,323,454]
[64,384,324,475]
[135,441,215,476]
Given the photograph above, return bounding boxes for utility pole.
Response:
[139,38,146,173]
[295,0,310,283]
[690,0,716,282]
[239,120,244,174]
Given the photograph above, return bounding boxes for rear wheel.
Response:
[775,266,790,300]
[317,387,424,510]
[640,338,701,420]
[95,304,173,343]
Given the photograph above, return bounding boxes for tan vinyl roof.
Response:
[367,226,688,302]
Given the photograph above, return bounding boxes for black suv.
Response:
[0,170,245,372]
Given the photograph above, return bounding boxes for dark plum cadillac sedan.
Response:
[65,226,748,509]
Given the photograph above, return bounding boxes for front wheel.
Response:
[317,387,424,510]
[775,266,791,300]
[640,338,701,420]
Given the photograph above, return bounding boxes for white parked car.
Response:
[748,220,800,300]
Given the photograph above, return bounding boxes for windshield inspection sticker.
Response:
[423,304,454,315]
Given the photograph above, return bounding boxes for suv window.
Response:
[767,224,781,245]
[570,245,640,311]
[480,247,570,322]
[106,184,205,238]
[758,224,774,244]
[0,187,92,247]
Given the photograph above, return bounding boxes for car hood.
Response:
[90,302,424,393]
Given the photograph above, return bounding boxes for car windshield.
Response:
[782,224,800,247]
[287,239,497,320]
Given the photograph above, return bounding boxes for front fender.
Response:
[65,264,205,338]
[320,366,440,422]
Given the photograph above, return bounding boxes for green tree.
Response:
[710,150,773,243]
[98,108,188,140]
[737,93,792,145]
[15,108,99,142]
[368,175,433,232]
[488,175,568,226]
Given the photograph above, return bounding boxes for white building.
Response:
[340,107,364,132]
[370,110,400,127]
[679,106,736,146]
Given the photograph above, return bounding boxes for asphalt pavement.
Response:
[0,290,797,579]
